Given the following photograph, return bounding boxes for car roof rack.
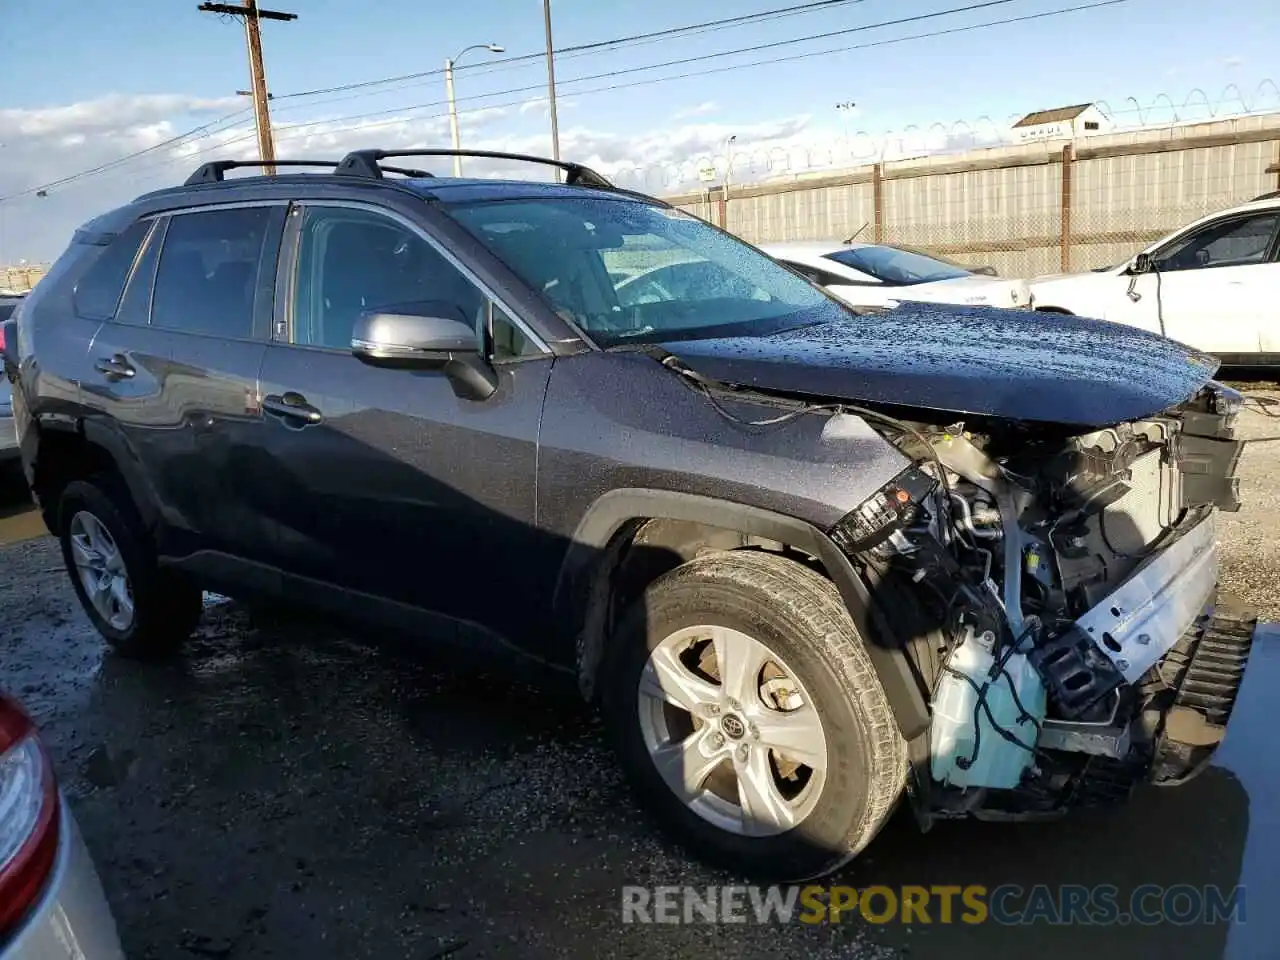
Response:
[1252,189,1280,201]
[334,148,616,189]
[183,159,433,185]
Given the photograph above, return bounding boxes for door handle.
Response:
[263,392,324,426]
[93,354,136,380]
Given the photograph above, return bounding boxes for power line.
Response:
[153,0,1134,172]
[0,108,252,203]
[180,0,1041,148]
[273,0,875,102]
[17,0,1130,195]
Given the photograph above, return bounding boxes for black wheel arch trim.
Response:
[31,414,162,535]
[558,487,931,740]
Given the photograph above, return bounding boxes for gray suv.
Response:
[1,150,1259,880]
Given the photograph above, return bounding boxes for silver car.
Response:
[0,693,124,959]
[0,296,21,465]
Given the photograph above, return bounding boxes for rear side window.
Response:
[72,220,151,320]
[151,207,273,339]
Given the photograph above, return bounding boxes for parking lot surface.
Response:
[2,391,1280,959]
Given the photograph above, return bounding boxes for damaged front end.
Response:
[830,383,1255,823]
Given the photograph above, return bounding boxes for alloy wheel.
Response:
[68,510,135,632]
[636,624,828,837]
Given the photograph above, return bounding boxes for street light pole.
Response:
[444,42,505,177]
[836,101,857,144]
[725,135,737,196]
[542,0,561,174]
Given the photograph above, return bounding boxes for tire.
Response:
[58,478,202,658]
[601,550,907,880]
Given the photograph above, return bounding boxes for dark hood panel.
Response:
[659,303,1219,428]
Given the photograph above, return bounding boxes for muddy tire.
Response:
[601,550,907,880]
[58,479,202,658]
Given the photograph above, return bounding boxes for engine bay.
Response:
[833,383,1252,820]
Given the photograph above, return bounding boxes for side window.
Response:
[1154,213,1280,272]
[152,207,273,338]
[292,206,486,351]
[72,219,151,320]
[115,218,165,326]
[490,304,542,361]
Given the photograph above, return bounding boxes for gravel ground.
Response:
[2,391,1280,959]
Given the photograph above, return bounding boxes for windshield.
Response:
[823,245,972,285]
[445,197,838,346]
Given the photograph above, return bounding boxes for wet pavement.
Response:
[2,395,1280,959]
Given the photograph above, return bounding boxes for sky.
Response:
[1,0,1278,261]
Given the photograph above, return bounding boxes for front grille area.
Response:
[1100,447,1182,555]
[1144,604,1256,786]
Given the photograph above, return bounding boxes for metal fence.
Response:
[5,112,1280,287]
[0,264,47,294]
[666,113,1280,279]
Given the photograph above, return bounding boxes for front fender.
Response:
[560,487,931,740]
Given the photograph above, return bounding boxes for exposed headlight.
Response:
[830,465,939,555]
[1211,384,1243,418]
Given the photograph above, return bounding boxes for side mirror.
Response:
[1129,252,1154,275]
[351,302,498,401]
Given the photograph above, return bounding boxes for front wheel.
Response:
[601,550,907,880]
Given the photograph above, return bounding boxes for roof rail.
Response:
[1252,189,1280,202]
[334,148,616,189]
[183,159,432,185]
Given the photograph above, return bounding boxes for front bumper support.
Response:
[1031,514,1218,719]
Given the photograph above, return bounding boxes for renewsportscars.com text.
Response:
[621,884,1246,926]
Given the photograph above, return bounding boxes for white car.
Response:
[758,241,1032,310]
[1030,191,1280,363]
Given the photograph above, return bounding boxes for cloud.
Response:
[0,93,241,139]
[673,101,719,120]
[0,90,1013,262]
[1223,55,1245,68]
[517,96,578,116]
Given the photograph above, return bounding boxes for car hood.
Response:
[657,302,1218,428]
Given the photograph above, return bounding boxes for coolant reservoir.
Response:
[930,630,1047,790]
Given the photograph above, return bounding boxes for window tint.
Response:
[1155,214,1280,272]
[292,206,486,351]
[72,219,151,320]
[152,207,272,338]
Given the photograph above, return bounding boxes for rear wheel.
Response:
[58,479,202,657]
[602,550,907,880]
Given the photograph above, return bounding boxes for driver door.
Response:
[254,202,555,650]
[1119,210,1280,355]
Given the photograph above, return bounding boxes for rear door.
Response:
[255,201,554,650]
[85,203,285,561]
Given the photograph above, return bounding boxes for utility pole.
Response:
[198,1,296,175]
[542,0,561,176]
